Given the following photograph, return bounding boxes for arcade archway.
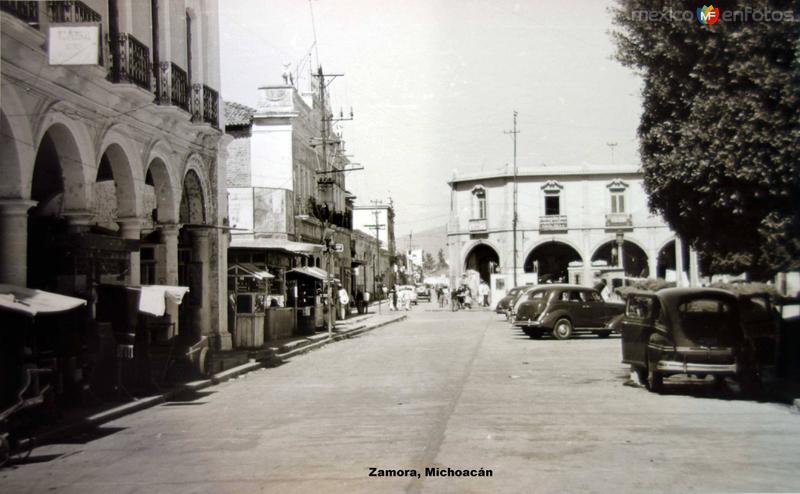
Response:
[592,240,649,278]
[524,241,581,283]
[464,243,499,283]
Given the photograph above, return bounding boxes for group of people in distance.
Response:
[436,280,491,311]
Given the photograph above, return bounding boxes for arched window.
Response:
[472,186,486,220]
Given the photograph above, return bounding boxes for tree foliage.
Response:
[437,248,448,270]
[423,252,436,272]
[611,0,800,279]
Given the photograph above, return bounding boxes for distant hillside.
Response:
[397,224,448,258]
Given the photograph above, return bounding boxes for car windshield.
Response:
[528,290,546,300]
[676,297,737,340]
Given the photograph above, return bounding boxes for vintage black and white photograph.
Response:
[1,0,799,492]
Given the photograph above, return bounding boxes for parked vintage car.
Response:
[619,288,778,394]
[495,286,525,315]
[512,284,625,339]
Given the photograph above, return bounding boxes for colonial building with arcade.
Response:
[447,165,700,298]
[0,0,230,369]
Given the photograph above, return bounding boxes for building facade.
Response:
[447,165,697,293]
[0,0,230,352]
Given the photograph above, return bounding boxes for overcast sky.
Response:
[219,0,643,238]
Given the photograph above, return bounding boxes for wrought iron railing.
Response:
[47,1,100,23]
[202,85,218,127]
[0,1,39,25]
[155,61,189,111]
[189,83,219,128]
[109,32,150,90]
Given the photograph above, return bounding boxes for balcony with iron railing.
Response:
[605,212,633,228]
[47,1,101,23]
[539,215,568,232]
[155,61,189,112]
[190,83,219,128]
[108,32,150,91]
[0,1,39,26]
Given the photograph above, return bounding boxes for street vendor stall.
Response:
[0,285,87,408]
[227,263,292,347]
[285,266,334,335]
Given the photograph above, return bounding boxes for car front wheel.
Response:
[553,318,573,340]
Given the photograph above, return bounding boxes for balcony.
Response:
[108,32,150,91]
[605,212,633,228]
[0,1,39,26]
[468,218,487,232]
[539,215,568,232]
[190,84,219,128]
[155,62,189,112]
[47,1,101,23]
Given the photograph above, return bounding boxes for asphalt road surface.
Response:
[2,304,799,493]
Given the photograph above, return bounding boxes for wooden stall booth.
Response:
[285,267,330,335]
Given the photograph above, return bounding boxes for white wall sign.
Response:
[48,25,100,65]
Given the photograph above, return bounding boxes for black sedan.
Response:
[619,288,775,394]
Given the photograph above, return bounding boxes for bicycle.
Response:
[0,368,52,467]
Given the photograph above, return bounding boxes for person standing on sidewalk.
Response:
[355,289,364,314]
[478,281,490,307]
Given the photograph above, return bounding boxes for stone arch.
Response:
[523,240,583,283]
[98,127,142,219]
[179,154,211,224]
[522,237,585,265]
[180,168,206,224]
[0,84,35,199]
[145,140,181,224]
[591,237,650,277]
[33,116,95,213]
[461,240,500,284]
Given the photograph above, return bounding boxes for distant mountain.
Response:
[397,224,448,259]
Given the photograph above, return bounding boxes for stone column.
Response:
[0,199,37,286]
[190,228,211,342]
[160,223,180,286]
[675,237,686,287]
[689,247,700,287]
[647,249,658,280]
[160,223,181,340]
[117,217,142,286]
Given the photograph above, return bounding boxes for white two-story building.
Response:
[447,165,698,297]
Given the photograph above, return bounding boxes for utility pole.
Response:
[505,110,519,286]
[365,200,385,314]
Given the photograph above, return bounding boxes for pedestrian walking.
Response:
[355,289,364,314]
[478,281,490,307]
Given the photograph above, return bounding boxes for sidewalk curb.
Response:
[28,313,407,447]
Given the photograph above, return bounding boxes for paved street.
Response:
[2,305,800,494]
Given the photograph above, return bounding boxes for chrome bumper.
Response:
[656,360,738,374]
[514,319,541,327]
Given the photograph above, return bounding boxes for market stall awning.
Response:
[0,284,87,317]
[229,263,274,280]
[230,237,324,254]
[286,266,337,282]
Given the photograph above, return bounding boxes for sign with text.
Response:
[48,25,100,65]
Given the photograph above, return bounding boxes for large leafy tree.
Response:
[611,0,800,279]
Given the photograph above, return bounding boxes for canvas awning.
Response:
[0,284,87,317]
[229,237,324,254]
[229,263,274,280]
[286,266,337,282]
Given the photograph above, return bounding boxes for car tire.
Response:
[553,318,573,340]
[646,357,663,393]
[596,331,611,338]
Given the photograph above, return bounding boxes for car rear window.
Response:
[528,291,546,300]
[677,297,736,338]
